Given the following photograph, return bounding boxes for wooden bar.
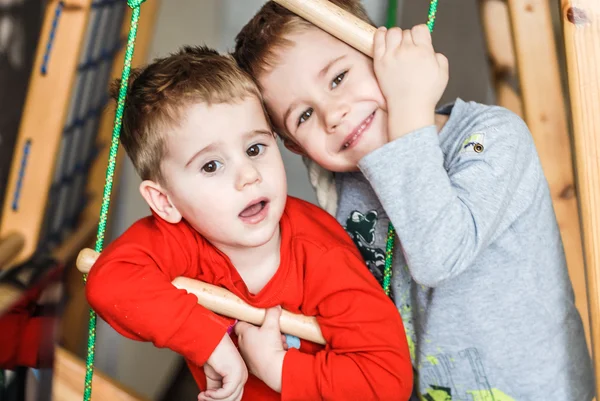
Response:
[76,248,326,345]
[53,347,149,401]
[273,0,376,56]
[506,0,590,346]
[560,0,600,394]
[0,284,23,316]
[53,217,99,264]
[0,232,25,269]
[0,0,92,266]
[479,0,523,117]
[82,0,161,226]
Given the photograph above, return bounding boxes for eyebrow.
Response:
[244,128,273,140]
[185,143,218,168]
[282,55,346,131]
[184,129,273,168]
[319,55,345,79]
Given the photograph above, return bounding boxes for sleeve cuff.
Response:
[281,349,318,401]
[359,125,439,177]
[18,317,45,367]
[183,306,230,367]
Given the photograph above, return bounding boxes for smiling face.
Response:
[259,27,389,172]
[160,96,287,251]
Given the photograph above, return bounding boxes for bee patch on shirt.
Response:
[460,133,485,154]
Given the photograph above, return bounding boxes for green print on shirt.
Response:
[343,209,416,361]
[343,210,387,287]
[423,385,452,401]
[420,387,515,401]
[418,348,515,401]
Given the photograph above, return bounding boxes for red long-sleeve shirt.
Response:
[86,197,412,400]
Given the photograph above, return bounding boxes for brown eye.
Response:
[247,144,265,157]
[331,71,347,89]
[298,108,313,126]
[202,161,220,173]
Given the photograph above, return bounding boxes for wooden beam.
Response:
[560,0,600,395]
[53,347,150,401]
[479,0,523,117]
[83,0,161,227]
[60,0,161,355]
[0,0,92,267]
[507,0,590,347]
[0,232,25,270]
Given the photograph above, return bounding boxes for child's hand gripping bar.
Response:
[273,0,377,57]
[76,248,326,345]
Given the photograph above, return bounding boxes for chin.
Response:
[243,223,280,248]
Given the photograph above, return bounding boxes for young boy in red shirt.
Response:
[85,46,412,401]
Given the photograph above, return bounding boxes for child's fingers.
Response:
[205,376,222,392]
[198,393,216,401]
[411,24,432,47]
[203,375,237,400]
[203,381,240,401]
[200,386,243,401]
[436,53,449,76]
[281,334,289,350]
[401,29,415,47]
[385,27,403,51]
[260,306,282,332]
[373,26,387,60]
[233,321,253,338]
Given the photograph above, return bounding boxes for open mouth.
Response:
[340,111,376,151]
[239,198,270,224]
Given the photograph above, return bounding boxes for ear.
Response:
[139,180,182,224]
[282,137,306,156]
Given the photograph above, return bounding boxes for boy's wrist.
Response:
[387,103,436,141]
[262,349,286,393]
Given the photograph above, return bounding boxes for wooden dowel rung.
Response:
[76,247,326,345]
[0,232,25,270]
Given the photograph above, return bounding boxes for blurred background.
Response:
[1,0,582,400]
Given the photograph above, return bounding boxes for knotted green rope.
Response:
[83,1,145,400]
[382,0,439,297]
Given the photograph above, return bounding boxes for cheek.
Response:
[267,152,287,184]
[171,176,226,215]
[355,66,385,104]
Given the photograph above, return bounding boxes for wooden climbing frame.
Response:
[0,0,160,399]
[480,1,600,396]
[0,0,598,398]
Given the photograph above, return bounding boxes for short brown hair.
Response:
[234,0,372,82]
[111,45,262,183]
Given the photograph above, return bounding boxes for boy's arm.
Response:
[86,218,230,367]
[281,246,413,401]
[359,108,538,288]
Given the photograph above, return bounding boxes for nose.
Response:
[324,101,350,134]
[235,160,262,191]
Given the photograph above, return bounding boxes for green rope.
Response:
[386,0,398,28]
[382,0,439,296]
[383,223,396,296]
[83,1,145,400]
[427,0,439,32]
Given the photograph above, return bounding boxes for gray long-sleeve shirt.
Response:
[335,99,594,401]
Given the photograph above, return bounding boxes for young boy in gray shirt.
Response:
[234,0,595,399]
